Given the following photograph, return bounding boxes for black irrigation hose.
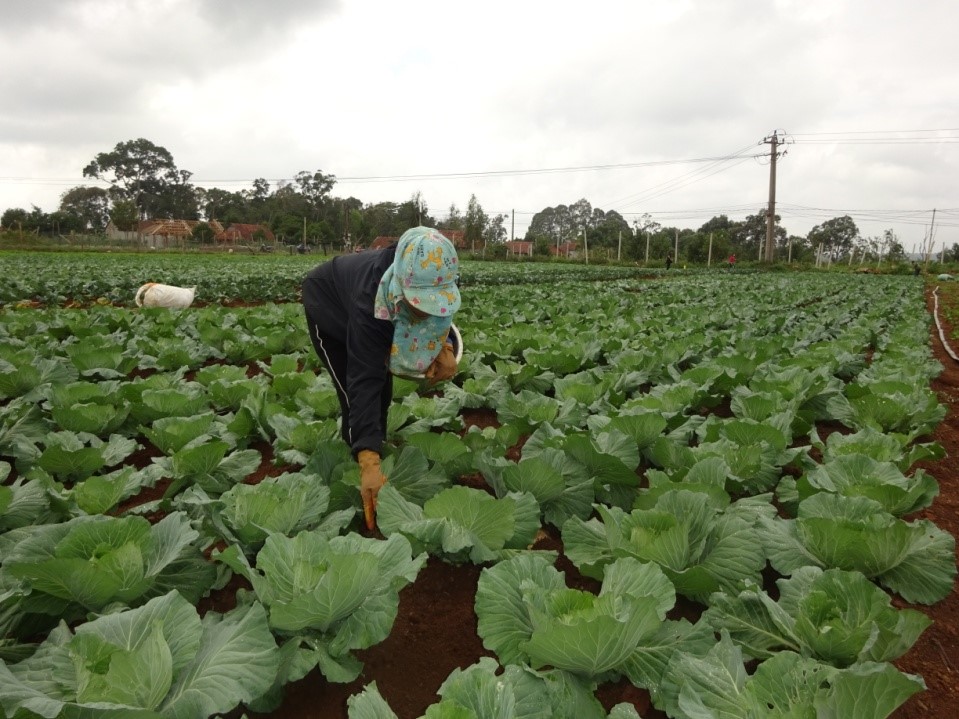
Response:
[932,286,959,363]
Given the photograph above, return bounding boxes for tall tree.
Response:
[882,228,905,261]
[82,138,183,220]
[109,200,139,231]
[293,170,336,220]
[807,215,860,260]
[443,203,464,231]
[590,209,631,253]
[464,194,488,251]
[698,215,734,234]
[485,213,508,244]
[1,206,51,234]
[59,186,111,232]
[363,202,402,240]
[729,210,784,259]
[568,198,593,234]
[202,188,248,223]
[249,178,272,204]
[191,221,216,244]
[527,204,581,247]
[396,192,433,230]
[1,207,31,231]
[149,169,199,220]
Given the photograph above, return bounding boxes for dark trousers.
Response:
[304,308,392,449]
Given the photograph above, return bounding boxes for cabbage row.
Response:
[0,265,954,718]
[0,251,660,308]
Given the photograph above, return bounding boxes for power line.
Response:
[602,144,759,212]
[790,128,959,135]
[333,153,761,183]
[777,204,959,230]
[0,151,766,189]
[790,128,959,145]
[795,138,959,145]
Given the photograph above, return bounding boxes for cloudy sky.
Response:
[2,0,957,250]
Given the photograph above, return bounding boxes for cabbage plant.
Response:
[826,380,945,439]
[376,484,540,564]
[812,425,944,472]
[215,530,425,684]
[658,631,924,719]
[1,512,215,636]
[347,657,643,719]
[563,488,774,603]
[776,454,939,517]
[475,553,712,690]
[703,566,931,666]
[207,470,354,552]
[759,493,956,604]
[32,430,138,484]
[0,590,279,719]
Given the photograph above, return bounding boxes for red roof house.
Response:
[214,223,275,245]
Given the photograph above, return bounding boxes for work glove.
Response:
[358,449,387,531]
[424,341,458,386]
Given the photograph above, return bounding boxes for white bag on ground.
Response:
[135,283,196,308]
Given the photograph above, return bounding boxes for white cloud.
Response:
[1,0,956,246]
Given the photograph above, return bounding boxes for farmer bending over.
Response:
[302,227,461,530]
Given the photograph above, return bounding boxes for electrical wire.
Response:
[612,156,756,213]
[601,143,758,211]
[777,204,959,229]
[790,128,959,145]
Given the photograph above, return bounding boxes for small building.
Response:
[505,241,534,257]
[214,223,275,246]
[550,241,579,258]
[438,228,466,249]
[105,219,275,248]
[106,219,226,248]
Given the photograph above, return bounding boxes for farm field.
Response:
[1,253,957,719]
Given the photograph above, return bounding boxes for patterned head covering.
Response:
[374,227,461,376]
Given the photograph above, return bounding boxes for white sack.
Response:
[135,283,196,308]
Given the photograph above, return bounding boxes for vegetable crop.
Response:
[0,253,953,718]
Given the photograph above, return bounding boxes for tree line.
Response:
[2,137,956,263]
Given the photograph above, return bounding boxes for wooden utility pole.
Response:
[511,209,515,242]
[762,131,783,263]
[924,209,937,269]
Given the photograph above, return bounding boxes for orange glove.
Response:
[358,450,387,531]
[424,342,458,386]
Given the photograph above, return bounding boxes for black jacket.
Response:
[302,247,396,455]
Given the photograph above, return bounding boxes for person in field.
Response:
[301,227,461,530]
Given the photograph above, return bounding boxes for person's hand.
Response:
[357,450,387,531]
[424,342,458,386]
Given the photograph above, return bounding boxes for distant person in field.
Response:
[301,227,461,530]
[665,253,673,270]
[728,253,736,268]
